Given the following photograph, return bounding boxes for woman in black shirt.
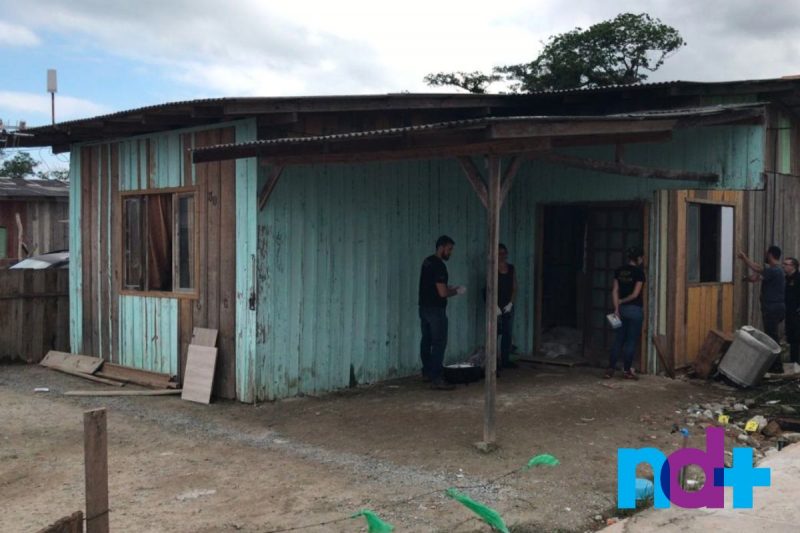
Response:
[605,246,646,379]
[498,243,517,369]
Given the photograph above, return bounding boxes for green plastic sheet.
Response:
[350,509,394,533]
[524,453,560,469]
[446,488,509,533]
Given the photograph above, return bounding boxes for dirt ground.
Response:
[1,363,734,533]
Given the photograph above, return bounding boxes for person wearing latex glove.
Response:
[418,235,464,390]
[496,243,517,369]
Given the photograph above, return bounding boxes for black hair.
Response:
[499,243,508,252]
[436,235,455,249]
[626,246,644,261]
[787,257,799,269]
[768,245,782,260]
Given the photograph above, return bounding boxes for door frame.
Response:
[534,200,650,368]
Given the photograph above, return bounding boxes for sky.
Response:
[1,0,799,171]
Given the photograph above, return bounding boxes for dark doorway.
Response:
[539,203,645,366]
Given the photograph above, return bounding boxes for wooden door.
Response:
[584,205,645,364]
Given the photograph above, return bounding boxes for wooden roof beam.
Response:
[489,118,677,139]
[530,152,718,182]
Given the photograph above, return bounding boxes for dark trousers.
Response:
[762,305,785,372]
[786,312,800,364]
[420,307,448,381]
[609,304,644,372]
[499,311,514,365]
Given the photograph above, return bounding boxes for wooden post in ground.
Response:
[84,408,109,533]
[481,156,502,449]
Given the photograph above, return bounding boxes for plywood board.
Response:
[96,362,175,389]
[41,351,104,374]
[190,327,218,348]
[181,345,217,404]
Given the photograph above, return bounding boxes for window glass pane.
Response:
[687,203,700,283]
[177,195,195,289]
[124,198,144,289]
[0,227,6,259]
[720,206,734,283]
[699,204,721,282]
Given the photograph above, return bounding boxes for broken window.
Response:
[687,203,734,283]
[122,192,195,293]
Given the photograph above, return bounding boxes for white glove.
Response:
[455,285,467,296]
[496,306,503,317]
[502,302,513,314]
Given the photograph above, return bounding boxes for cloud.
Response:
[3,0,800,100]
[0,20,40,46]
[0,91,110,122]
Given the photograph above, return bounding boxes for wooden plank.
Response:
[652,334,674,378]
[66,389,181,397]
[258,165,284,210]
[48,366,125,386]
[81,146,93,355]
[41,350,104,374]
[96,362,175,389]
[110,142,121,364]
[179,299,193,384]
[674,191,688,367]
[191,327,218,347]
[90,145,101,357]
[193,130,209,330]
[530,152,719,182]
[181,345,218,404]
[84,408,110,533]
[499,154,522,205]
[99,144,109,361]
[218,127,237,400]
[206,128,222,334]
[36,511,84,533]
[456,156,488,208]
[693,329,734,379]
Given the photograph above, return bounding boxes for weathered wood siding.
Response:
[68,120,256,398]
[248,124,763,399]
[743,107,800,327]
[0,199,68,265]
[0,269,69,363]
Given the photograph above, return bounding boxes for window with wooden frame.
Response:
[687,203,734,283]
[122,189,196,295]
[0,226,7,259]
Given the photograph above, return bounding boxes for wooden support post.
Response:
[257,165,284,211]
[481,155,502,449]
[500,154,523,206]
[457,156,488,209]
[84,408,109,533]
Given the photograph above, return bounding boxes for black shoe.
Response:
[430,379,455,390]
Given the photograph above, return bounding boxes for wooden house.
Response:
[0,178,69,267]
[15,79,800,405]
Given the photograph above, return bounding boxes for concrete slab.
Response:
[604,443,800,532]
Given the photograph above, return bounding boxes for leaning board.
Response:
[181,346,218,404]
[40,351,104,374]
[190,327,218,348]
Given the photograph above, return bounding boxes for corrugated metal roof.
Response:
[0,178,69,198]
[193,103,765,153]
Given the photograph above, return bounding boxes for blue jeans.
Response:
[420,307,448,381]
[609,304,643,371]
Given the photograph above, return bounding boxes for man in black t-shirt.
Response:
[605,246,646,380]
[784,257,800,364]
[418,235,465,390]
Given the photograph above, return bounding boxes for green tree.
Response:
[0,152,38,179]
[425,13,684,93]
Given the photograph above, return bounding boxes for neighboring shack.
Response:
[0,178,69,267]
[11,78,800,402]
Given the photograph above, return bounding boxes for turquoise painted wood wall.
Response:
[252,124,764,399]
[68,147,82,352]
